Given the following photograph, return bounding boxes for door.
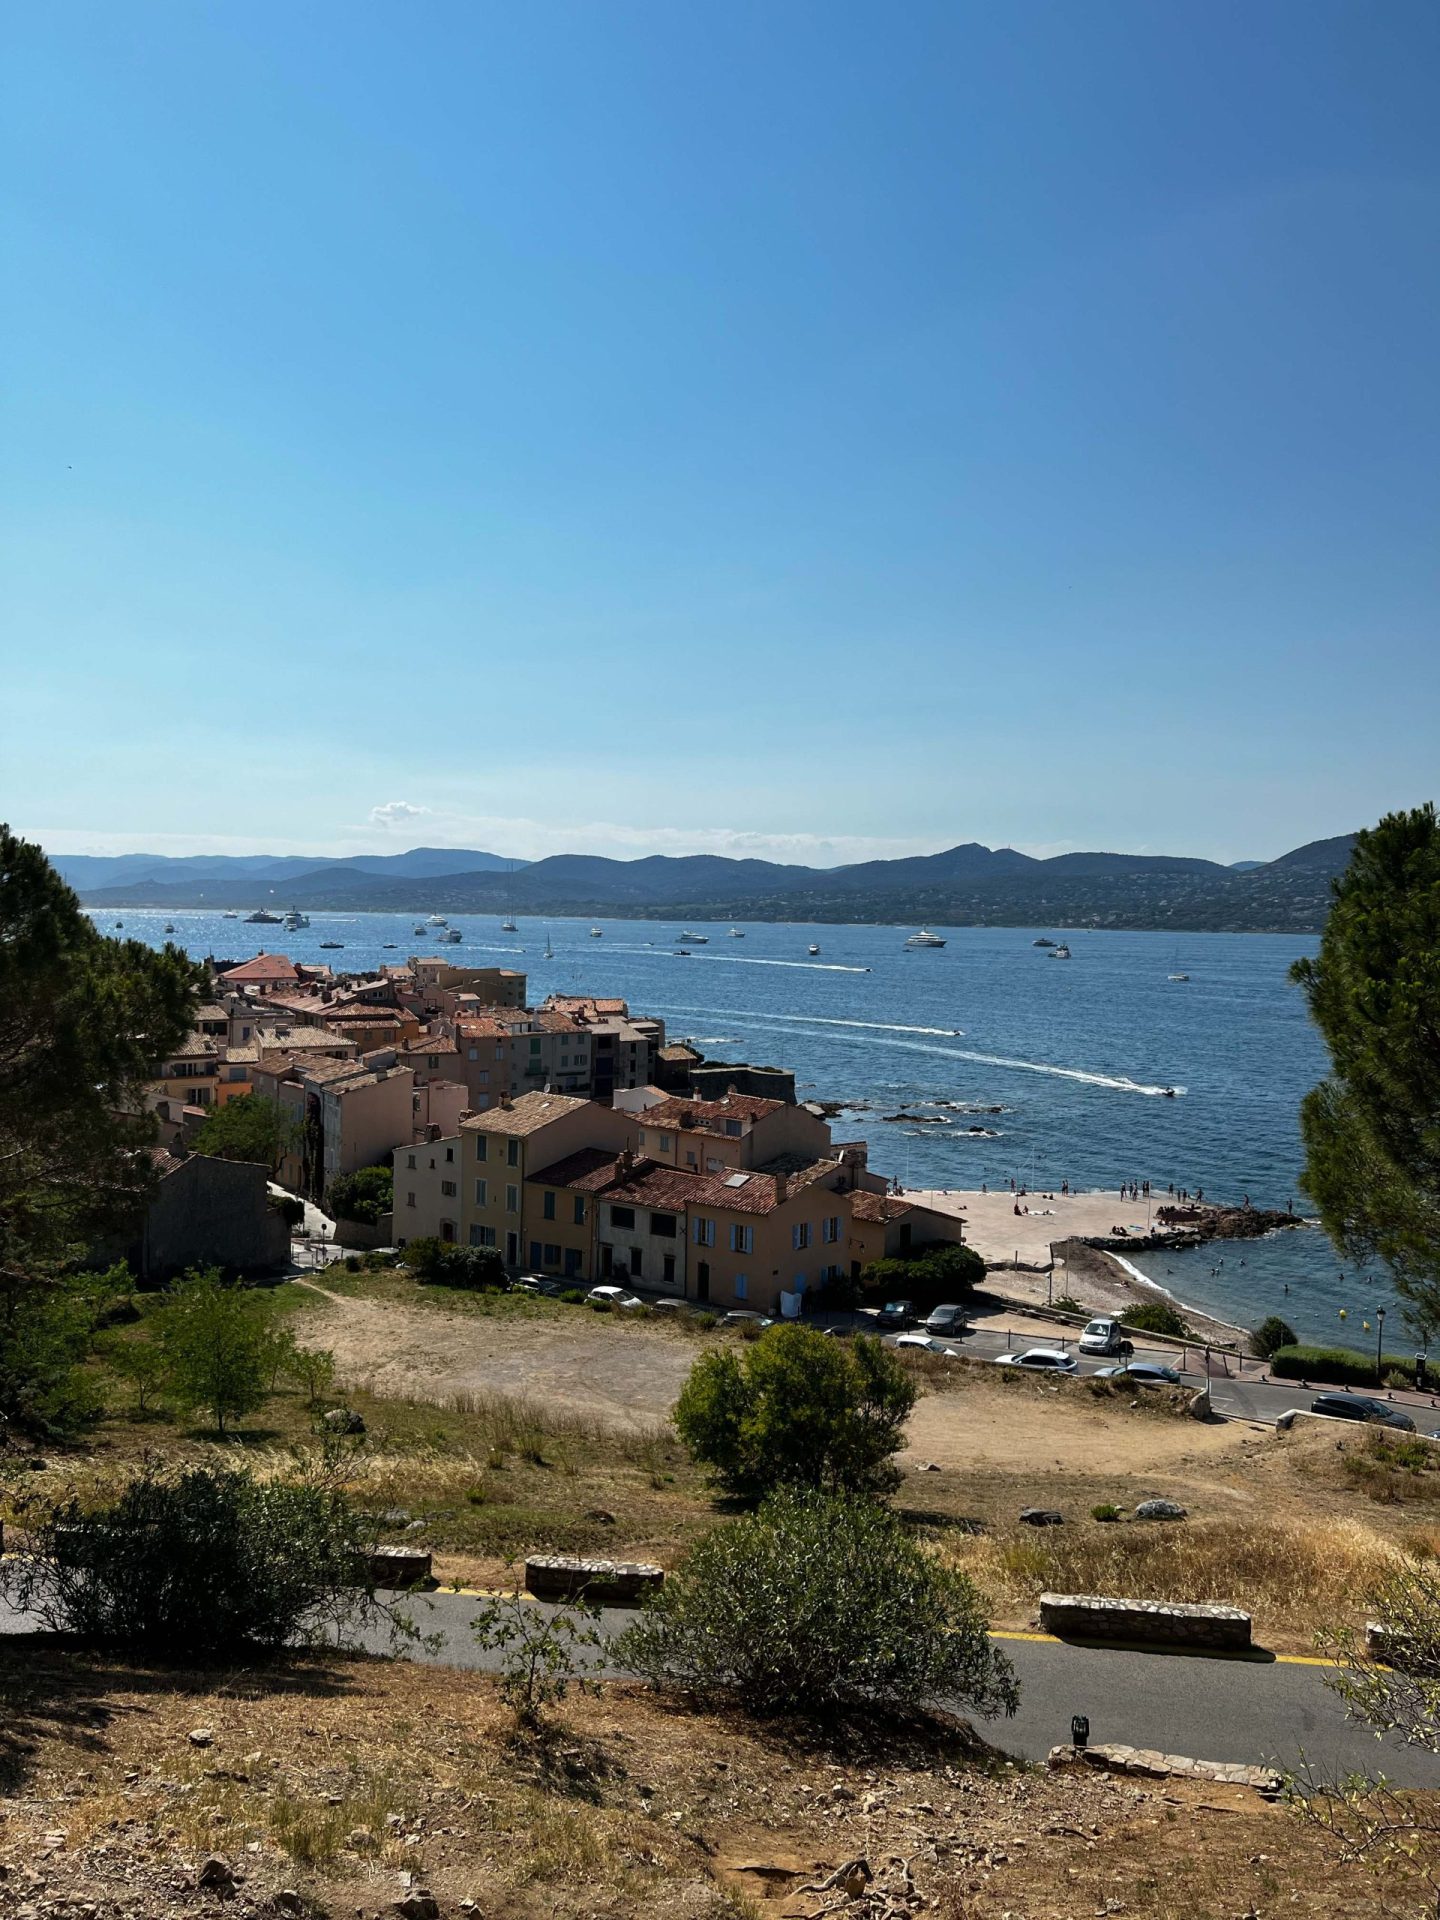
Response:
[696,1261,710,1303]
[505,1230,518,1267]
[599,1243,613,1279]
[629,1247,642,1279]
[662,1253,676,1289]
[565,1248,582,1279]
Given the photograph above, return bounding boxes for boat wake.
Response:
[649,1005,1181,1096]
[675,954,871,975]
[656,1006,964,1039]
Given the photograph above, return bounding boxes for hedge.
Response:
[1269,1344,1417,1387]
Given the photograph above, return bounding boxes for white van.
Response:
[1078,1316,1132,1357]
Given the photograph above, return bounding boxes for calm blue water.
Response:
[99,906,1406,1343]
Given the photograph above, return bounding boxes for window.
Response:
[649,1211,676,1238]
[506,1184,519,1213]
[530,1038,541,1055]
[685,1150,697,1167]
[544,1243,561,1266]
[610,1205,635,1230]
[822,1215,840,1243]
[693,1217,716,1248]
[658,1132,672,1151]
[729,1223,753,1254]
[468,1046,478,1061]
[543,1190,556,1221]
[530,1240,543,1268]
[734,1273,748,1301]
[474,1178,487,1205]
[724,1119,742,1137]
[427,1055,439,1070]
[406,1153,416,1170]
[469,1223,496,1248]
[573,1196,585,1225]
[441,1180,457,1197]
[792,1222,811,1251]
[507,1138,520,1167]
[445,1146,454,1163]
[475,1136,488,1163]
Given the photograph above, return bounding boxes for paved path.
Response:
[5,1586,1436,1785]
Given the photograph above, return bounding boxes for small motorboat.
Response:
[590,926,603,938]
[1161,1086,1177,1098]
[675,948,691,957]
[1050,943,1072,959]
[222,911,239,919]
[163,922,175,933]
[383,943,397,949]
[728,927,745,938]
[319,940,344,950]
[442,928,462,943]
[114,920,123,928]
[808,944,821,956]
[413,926,426,936]
[1168,972,1190,982]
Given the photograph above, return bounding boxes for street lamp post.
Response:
[1377,1306,1386,1386]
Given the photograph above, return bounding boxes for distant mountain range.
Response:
[56,833,1358,932]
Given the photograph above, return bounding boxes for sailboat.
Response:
[544,931,554,960]
[501,915,518,933]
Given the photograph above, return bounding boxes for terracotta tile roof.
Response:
[850,1190,914,1223]
[162,1033,220,1061]
[255,1026,354,1053]
[459,1091,591,1137]
[543,995,629,1020]
[526,1147,622,1193]
[401,1036,459,1056]
[220,954,300,985]
[635,1093,785,1136]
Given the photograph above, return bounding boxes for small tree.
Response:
[1300,1560,1440,1905]
[674,1324,917,1502]
[2,1459,382,1659]
[289,1345,338,1406]
[105,1335,171,1417]
[618,1489,1018,1720]
[328,1166,393,1226]
[470,1592,603,1728]
[1120,1300,1191,1340]
[193,1096,300,1175]
[1251,1314,1298,1360]
[153,1269,270,1433]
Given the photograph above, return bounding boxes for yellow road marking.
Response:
[987,1628,1341,1667]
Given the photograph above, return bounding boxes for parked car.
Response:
[513,1274,564,1296]
[719,1309,775,1330]
[876,1300,917,1329]
[1310,1392,1415,1431]
[992,1347,1078,1374]
[586,1284,644,1312]
[1094,1362,1182,1386]
[893,1332,960,1357]
[1078,1316,1132,1357]
[924,1304,970,1336]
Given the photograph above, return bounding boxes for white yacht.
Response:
[427,914,448,926]
[1050,943,1072,959]
[728,926,745,938]
[589,926,603,938]
[442,928,463,943]
[283,909,309,931]
[808,943,821,956]
[904,928,946,949]
[678,930,709,944]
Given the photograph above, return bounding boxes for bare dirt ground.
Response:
[293,1281,692,1427]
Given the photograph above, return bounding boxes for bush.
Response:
[1052,1295,1087,1316]
[344,1254,362,1273]
[3,1461,376,1659]
[1120,1301,1191,1340]
[151,1269,273,1433]
[328,1166,393,1227]
[674,1324,916,1502]
[270,1193,305,1229]
[470,1593,602,1727]
[1091,1502,1122,1522]
[860,1241,985,1312]
[559,1288,587,1305]
[617,1489,1018,1720]
[401,1238,504,1291]
[1269,1344,1416,1386]
[0,1280,104,1438]
[1252,1315,1298,1359]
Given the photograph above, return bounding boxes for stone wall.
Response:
[1039,1591,1252,1650]
[141,1154,290,1282]
[1049,1743,1281,1794]
[525,1555,664,1606]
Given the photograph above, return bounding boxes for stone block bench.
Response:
[359,1545,433,1588]
[1049,1742,1281,1795]
[524,1555,664,1606]
[1039,1592,1252,1650]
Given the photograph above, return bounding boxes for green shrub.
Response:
[270,1193,305,1229]
[860,1241,985,1312]
[150,1269,272,1434]
[674,1324,916,1502]
[470,1593,602,1728]
[559,1288,587,1305]
[402,1238,504,1291]
[1091,1502,1122,1522]
[1251,1315,1298,1359]
[617,1488,1018,1720]
[1120,1301,1191,1340]
[693,1312,718,1332]
[1052,1295,1087,1316]
[2,1461,376,1659]
[1270,1344,1415,1386]
[327,1166,393,1227]
[344,1254,362,1273]
[0,1280,104,1438]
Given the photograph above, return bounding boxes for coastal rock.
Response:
[322,1407,366,1435]
[1019,1508,1065,1527]
[1133,1498,1187,1522]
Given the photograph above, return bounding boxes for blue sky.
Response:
[3,1,1437,866]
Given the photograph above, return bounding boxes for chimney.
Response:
[773,1170,789,1204]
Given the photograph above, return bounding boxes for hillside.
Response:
[66,832,1356,930]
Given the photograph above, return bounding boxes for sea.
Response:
[97,905,1410,1346]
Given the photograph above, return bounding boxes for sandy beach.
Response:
[903,1185,1249,1344]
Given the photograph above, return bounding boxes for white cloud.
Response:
[369,800,431,829]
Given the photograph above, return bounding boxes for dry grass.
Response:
[1,1646,1433,1920]
[949,1512,1403,1643]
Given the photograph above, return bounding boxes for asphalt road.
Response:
[5,1585,1437,1785]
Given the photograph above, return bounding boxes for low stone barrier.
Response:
[525,1555,664,1606]
[360,1546,433,1588]
[1039,1592,1252,1650]
[1365,1621,1440,1674]
[1049,1742,1281,1795]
